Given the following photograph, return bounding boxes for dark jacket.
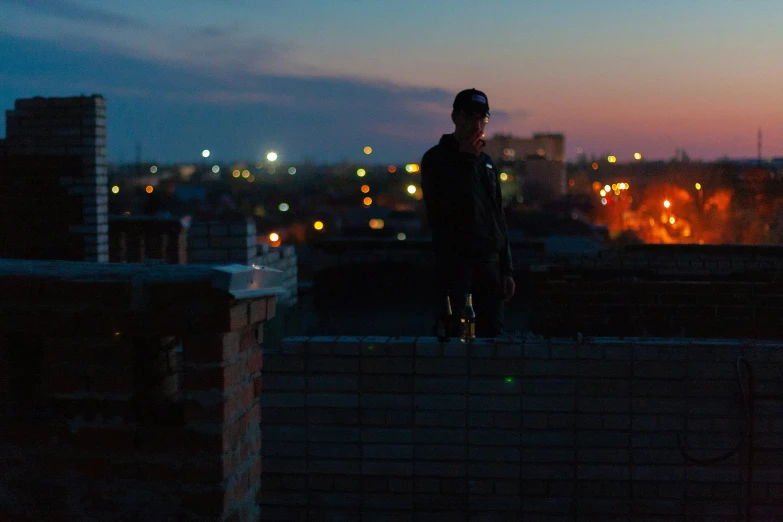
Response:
[421,133,513,276]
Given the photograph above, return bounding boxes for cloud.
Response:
[0,32,458,163]
[0,1,292,77]
[0,0,143,28]
[187,90,297,106]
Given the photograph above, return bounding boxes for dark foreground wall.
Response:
[0,260,275,521]
[262,335,783,521]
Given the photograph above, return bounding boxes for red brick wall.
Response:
[0,265,275,521]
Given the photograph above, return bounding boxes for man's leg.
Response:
[472,255,504,337]
[434,252,473,337]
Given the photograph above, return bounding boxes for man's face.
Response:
[454,110,489,141]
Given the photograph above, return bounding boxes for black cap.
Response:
[452,88,490,116]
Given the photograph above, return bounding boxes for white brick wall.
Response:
[5,95,109,262]
[187,218,257,265]
[262,336,781,520]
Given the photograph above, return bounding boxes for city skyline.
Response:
[2,0,782,164]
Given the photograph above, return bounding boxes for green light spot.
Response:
[368,345,374,351]
[505,377,514,383]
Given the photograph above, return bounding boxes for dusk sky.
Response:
[2,0,782,164]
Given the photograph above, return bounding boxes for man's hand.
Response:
[457,131,485,156]
[502,275,516,302]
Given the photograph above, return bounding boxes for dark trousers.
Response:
[435,251,505,338]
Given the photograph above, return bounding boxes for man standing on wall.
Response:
[421,88,515,337]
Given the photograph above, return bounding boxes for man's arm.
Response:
[495,170,515,301]
[490,158,513,276]
[420,150,445,237]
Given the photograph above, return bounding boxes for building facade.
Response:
[484,133,566,203]
[0,95,109,261]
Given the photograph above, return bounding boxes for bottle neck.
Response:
[465,294,473,306]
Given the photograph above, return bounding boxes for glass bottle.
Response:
[460,293,476,343]
[436,294,453,342]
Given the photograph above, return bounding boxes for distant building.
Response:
[484,133,566,203]
[484,133,565,163]
[0,95,109,261]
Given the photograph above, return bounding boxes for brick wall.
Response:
[0,156,85,260]
[556,243,783,275]
[188,217,257,264]
[254,243,298,307]
[109,215,188,263]
[186,217,297,305]
[261,335,783,521]
[0,260,276,521]
[529,244,783,339]
[1,95,109,262]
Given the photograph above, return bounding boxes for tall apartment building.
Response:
[0,95,109,261]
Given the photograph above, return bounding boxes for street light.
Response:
[266,152,278,162]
